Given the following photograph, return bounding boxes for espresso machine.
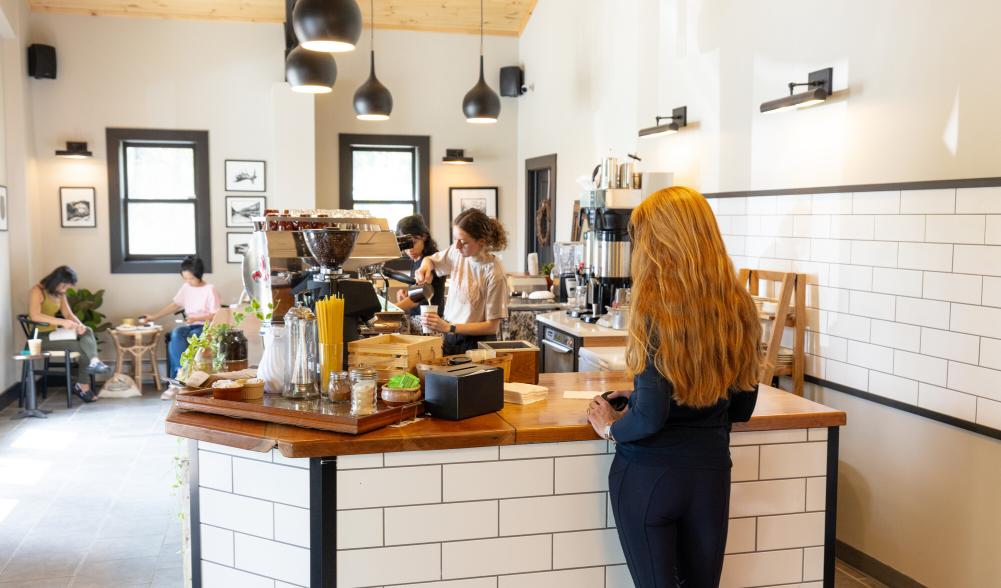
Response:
[576,156,670,322]
[242,210,406,343]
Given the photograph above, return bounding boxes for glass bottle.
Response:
[284,303,319,399]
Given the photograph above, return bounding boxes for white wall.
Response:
[27,14,315,339]
[314,29,519,265]
[518,0,1001,585]
[0,0,37,389]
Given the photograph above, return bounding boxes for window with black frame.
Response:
[338,134,430,229]
[106,128,211,273]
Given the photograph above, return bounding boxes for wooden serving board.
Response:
[174,389,424,435]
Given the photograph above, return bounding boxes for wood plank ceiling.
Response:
[28,0,537,36]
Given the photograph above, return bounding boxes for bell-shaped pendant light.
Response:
[353,0,393,120]
[293,0,363,53]
[286,45,337,93]
[463,0,500,124]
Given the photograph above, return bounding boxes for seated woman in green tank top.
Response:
[28,266,110,403]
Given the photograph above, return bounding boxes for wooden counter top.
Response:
[166,372,846,458]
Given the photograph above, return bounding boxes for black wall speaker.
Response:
[28,44,57,80]
[500,65,524,97]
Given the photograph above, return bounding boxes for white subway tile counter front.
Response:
[168,372,845,588]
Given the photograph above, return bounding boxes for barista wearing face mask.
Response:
[394,215,446,318]
[414,209,509,355]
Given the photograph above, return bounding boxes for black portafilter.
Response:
[383,267,434,304]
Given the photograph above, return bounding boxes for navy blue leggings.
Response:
[609,452,731,588]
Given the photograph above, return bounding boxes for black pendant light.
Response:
[353,0,392,120]
[462,0,500,124]
[286,45,337,93]
[293,0,363,53]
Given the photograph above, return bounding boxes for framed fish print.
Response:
[226,196,266,228]
[224,159,266,192]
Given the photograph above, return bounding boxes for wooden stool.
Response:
[12,353,53,419]
[109,325,164,392]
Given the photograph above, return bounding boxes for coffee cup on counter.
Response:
[419,305,438,334]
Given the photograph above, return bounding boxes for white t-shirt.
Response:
[429,246,508,326]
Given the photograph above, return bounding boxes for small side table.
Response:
[109,325,164,392]
[12,353,53,419]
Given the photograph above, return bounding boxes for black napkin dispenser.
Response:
[423,363,504,420]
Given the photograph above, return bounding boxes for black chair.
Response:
[16,314,96,408]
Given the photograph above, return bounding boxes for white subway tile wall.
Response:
[711,186,1001,432]
[196,433,834,588]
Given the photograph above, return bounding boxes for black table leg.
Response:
[13,358,53,419]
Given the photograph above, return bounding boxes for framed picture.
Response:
[224,159,266,192]
[227,233,253,264]
[0,186,7,231]
[226,195,266,228]
[60,187,97,228]
[449,187,498,224]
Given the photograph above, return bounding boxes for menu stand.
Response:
[12,353,53,419]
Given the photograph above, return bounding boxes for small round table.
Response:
[109,325,164,391]
[12,353,53,419]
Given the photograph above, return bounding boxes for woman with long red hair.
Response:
[586,186,762,587]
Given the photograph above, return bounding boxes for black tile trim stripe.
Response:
[310,457,338,588]
[823,426,839,588]
[703,176,1001,198]
[190,439,202,588]
[806,376,1001,442]
[836,539,928,588]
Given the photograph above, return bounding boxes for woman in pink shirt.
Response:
[140,256,221,378]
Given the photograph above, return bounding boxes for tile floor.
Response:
[0,385,892,588]
[0,386,183,588]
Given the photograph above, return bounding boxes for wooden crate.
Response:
[478,340,540,384]
[348,334,443,375]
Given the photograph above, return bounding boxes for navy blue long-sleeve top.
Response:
[609,360,758,469]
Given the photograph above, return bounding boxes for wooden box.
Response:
[478,340,540,384]
[348,334,443,376]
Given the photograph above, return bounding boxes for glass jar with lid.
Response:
[284,303,319,399]
[327,371,351,404]
[349,366,378,415]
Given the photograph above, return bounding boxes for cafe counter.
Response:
[167,372,845,588]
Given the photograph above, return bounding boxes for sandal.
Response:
[73,384,96,403]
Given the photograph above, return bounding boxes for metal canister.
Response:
[599,157,619,189]
[618,162,635,188]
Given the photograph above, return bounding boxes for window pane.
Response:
[126,146,195,200]
[353,202,415,230]
[127,202,196,255]
[352,150,414,202]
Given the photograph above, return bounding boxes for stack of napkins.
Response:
[503,382,549,405]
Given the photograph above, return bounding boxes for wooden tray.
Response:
[174,389,424,435]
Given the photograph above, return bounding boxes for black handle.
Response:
[383,267,416,285]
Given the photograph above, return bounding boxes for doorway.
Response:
[525,154,557,268]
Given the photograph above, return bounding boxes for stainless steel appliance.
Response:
[242,210,406,342]
[541,327,576,373]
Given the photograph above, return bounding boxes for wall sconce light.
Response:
[55,141,92,158]
[760,67,833,114]
[442,149,473,165]
[638,106,687,138]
